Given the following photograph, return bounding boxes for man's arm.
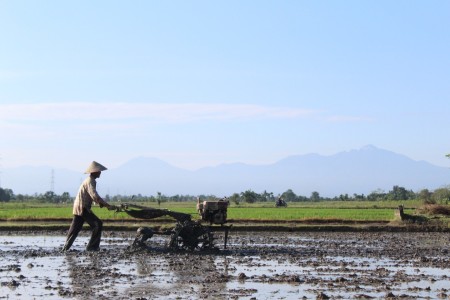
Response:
[87,179,113,209]
[96,197,112,209]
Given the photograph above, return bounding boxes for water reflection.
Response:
[66,254,103,298]
[124,253,229,299]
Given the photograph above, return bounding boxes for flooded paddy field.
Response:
[0,231,449,299]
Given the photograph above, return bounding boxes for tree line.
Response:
[1,185,449,205]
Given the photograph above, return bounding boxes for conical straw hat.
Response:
[84,161,108,174]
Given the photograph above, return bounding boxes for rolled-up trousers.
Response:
[62,208,103,251]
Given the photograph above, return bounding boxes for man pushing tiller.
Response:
[62,161,117,252]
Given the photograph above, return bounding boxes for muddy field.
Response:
[1,230,449,299]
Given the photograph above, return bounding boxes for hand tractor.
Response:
[118,199,231,251]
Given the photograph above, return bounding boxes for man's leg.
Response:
[83,209,103,251]
[62,215,85,251]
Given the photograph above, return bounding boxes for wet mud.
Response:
[1,231,449,299]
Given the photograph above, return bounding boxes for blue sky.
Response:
[0,1,449,171]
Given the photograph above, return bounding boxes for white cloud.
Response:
[0,102,316,123]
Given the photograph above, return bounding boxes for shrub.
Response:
[418,204,450,216]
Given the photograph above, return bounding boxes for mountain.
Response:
[1,145,449,197]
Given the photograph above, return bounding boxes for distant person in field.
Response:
[62,161,116,252]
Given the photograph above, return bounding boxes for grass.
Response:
[232,199,423,209]
[228,207,399,221]
[0,200,416,222]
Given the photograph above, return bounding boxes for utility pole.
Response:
[0,155,2,189]
[50,169,55,192]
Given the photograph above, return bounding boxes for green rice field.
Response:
[0,200,419,222]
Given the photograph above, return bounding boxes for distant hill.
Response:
[2,145,449,197]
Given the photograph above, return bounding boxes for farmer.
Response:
[62,161,116,252]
